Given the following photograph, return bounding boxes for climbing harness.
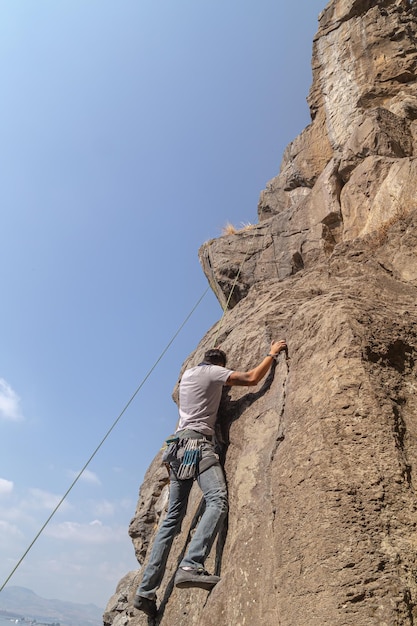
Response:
[162,428,219,480]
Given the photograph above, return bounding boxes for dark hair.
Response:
[203,348,227,367]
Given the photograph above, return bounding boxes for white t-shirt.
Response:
[176,364,233,436]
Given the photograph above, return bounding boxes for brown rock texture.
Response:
[104,1,417,625]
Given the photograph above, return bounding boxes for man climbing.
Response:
[134,340,287,619]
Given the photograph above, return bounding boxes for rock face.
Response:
[104,1,417,625]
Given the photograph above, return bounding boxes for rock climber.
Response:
[134,339,287,619]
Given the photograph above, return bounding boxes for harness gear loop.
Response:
[177,439,202,480]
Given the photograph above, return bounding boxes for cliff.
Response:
[105,1,417,624]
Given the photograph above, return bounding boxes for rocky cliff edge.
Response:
[105,1,417,624]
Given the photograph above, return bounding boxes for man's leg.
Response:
[135,471,193,604]
[175,462,228,588]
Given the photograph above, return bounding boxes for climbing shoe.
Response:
[133,594,157,618]
[174,567,220,591]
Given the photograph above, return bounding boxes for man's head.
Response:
[203,348,227,367]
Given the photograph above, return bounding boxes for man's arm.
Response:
[226,340,287,387]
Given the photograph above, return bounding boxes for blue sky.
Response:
[0,0,325,609]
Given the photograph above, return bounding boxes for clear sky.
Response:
[0,0,326,609]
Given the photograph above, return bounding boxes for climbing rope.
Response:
[212,227,260,347]
[0,286,210,594]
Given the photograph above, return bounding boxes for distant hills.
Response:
[0,586,103,626]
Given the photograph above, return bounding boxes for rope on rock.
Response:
[212,227,261,347]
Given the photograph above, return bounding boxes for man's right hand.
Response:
[270,340,287,356]
[227,339,289,387]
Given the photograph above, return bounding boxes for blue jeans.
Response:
[136,462,228,600]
